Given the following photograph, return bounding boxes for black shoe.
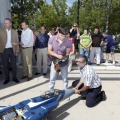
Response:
[27,77,32,81]
[3,80,10,85]
[96,64,100,66]
[88,62,93,65]
[13,79,20,83]
[0,71,2,74]
[35,72,41,75]
[21,76,28,79]
[101,91,107,101]
[43,73,47,76]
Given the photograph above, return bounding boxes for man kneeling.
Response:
[73,55,106,107]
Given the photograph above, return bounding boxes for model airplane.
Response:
[0,89,74,120]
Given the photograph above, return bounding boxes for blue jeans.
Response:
[49,62,68,92]
[79,48,90,58]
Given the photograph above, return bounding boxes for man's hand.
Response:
[57,55,63,59]
[15,52,19,56]
[12,42,19,46]
[35,49,37,54]
[75,85,79,90]
[74,88,80,94]
[19,42,24,46]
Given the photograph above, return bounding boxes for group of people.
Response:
[0,18,108,108]
[69,23,115,66]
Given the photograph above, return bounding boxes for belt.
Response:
[22,47,32,49]
[38,47,47,49]
[5,48,12,49]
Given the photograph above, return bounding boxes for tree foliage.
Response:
[11,0,120,34]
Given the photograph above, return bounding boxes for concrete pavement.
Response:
[0,53,120,120]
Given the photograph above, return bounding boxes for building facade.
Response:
[0,0,11,28]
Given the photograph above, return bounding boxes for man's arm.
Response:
[75,79,84,90]
[75,86,90,94]
[48,44,63,59]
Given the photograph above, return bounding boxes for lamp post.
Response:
[77,0,80,26]
[105,0,112,33]
[21,0,24,21]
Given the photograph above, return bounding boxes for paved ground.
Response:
[0,53,120,120]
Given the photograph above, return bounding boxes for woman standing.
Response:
[79,29,92,59]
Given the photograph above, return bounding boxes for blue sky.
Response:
[46,0,76,7]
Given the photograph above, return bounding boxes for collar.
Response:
[80,64,87,72]
[6,29,11,32]
[56,35,66,42]
[23,28,29,31]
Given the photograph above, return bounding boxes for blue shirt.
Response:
[106,35,115,48]
[35,33,50,48]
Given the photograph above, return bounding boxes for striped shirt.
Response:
[80,65,101,88]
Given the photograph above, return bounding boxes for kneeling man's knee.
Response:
[86,101,94,108]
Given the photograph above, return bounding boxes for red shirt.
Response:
[69,38,74,53]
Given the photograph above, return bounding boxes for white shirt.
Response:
[80,65,102,89]
[5,29,12,48]
[21,28,34,47]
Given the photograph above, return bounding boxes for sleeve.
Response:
[48,37,53,46]
[67,39,72,49]
[106,37,110,44]
[15,31,19,53]
[66,40,72,53]
[22,30,33,46]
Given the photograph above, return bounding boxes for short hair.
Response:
[31,26,36,30]
[22,20,29,25]
[94,26,99,30]
[41,25,46,29]
[58,25,69,35]
[76,55,88,63]
[5,18,12,23]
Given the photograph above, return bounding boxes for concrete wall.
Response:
[0,0,11,28]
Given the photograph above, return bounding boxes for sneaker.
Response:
[101,91,107,101]
[112,61,115,65]
[104,61,109,65]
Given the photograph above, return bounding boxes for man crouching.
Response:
[73,55,107,107]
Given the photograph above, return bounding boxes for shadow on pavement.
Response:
[48,97,81,120]
[0,80,49,100]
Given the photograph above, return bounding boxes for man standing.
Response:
[48,26,72,92]
[103,33,115,65]
[73,55,106,107]
[35,26,50,76]
[90,27,103,65]
[0,18,19,84]
[20,20,34,81]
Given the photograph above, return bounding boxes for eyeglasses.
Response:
[75,60,84,64]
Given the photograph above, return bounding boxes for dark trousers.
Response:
[1,48,17,80]
[72,80,103,107]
